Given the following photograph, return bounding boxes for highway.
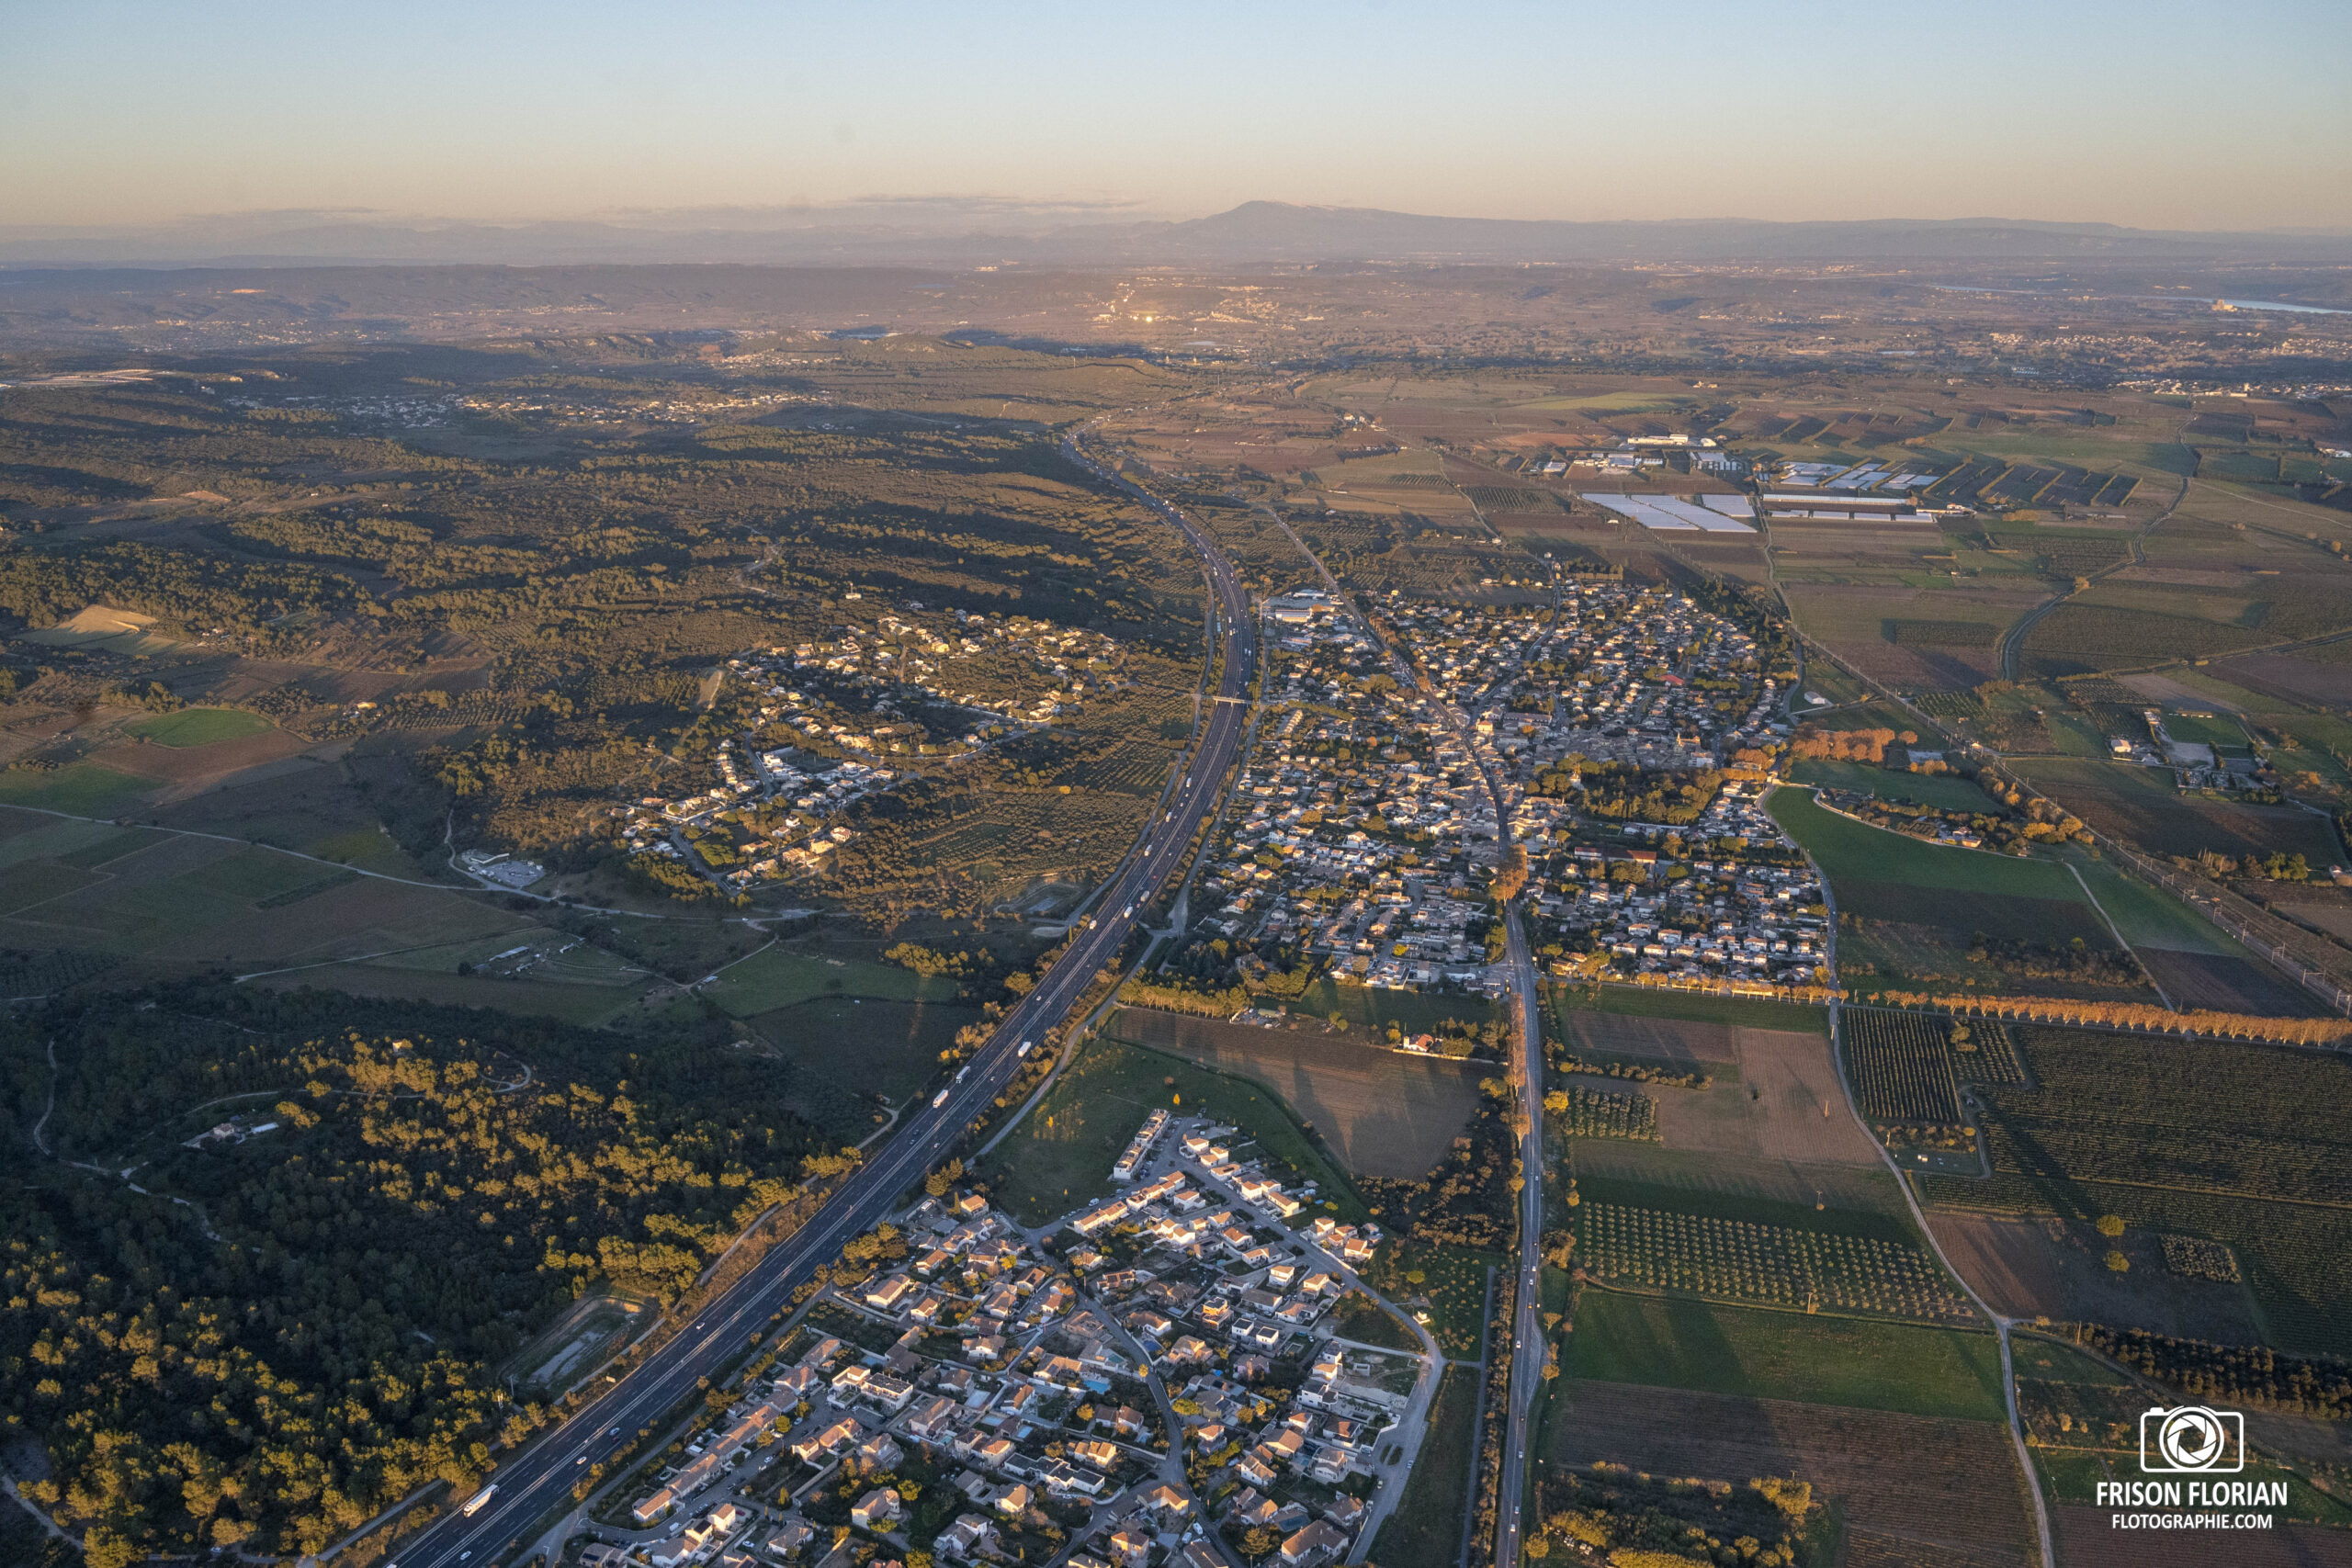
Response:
[1492,905,1544,1568]
[390,434,1256,1568]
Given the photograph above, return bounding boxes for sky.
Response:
[6,0,2349,234]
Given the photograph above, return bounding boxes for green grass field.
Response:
[198,845,361,903]
[1789,758,2000,814]
[1574,983,1828,1034]
[0,764,154,817]
[1565,1291,2007,1421]
[1286,976,1507,1036]
[0,815,127,868]
[747,994,982,1117]
[125,707,275,748]
[1576,1173,1917,1244]
[1330,1291,1419,1352]
[704,944,960,1017]
[983,1037,1365,1227]
[2067,858,2240,955]
[1367,1366,1477,1568]
[2157,711,2249,750]
[2008,1335,2130,1387]
[303,828,424,877]
[1768,785,2086,900]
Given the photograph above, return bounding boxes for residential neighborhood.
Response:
[575,1116,1433,1568]
[1163,578,1815,1004]
[616,610,1136,891]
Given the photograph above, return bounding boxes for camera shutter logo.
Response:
[2138,1405,2244,1473]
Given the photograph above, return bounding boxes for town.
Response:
[582,1105,1424,1568]
[1162,578,1819,1005]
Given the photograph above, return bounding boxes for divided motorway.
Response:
[392,437,1256,1568]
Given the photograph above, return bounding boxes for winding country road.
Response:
[389,434,1258,1568]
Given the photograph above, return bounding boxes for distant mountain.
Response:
[6,200,2348,269]
[1101,203,2352,265]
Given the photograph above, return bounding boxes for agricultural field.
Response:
[1366,1366,1477,1568]
[1550,999,1880,1175]
[1547,1001,1743,1069]
[122,706,276,748]
[0,811,518,973]
[1770,784,2155,994]
[0,762,156,817]
[2013,756,2345,864]
[1923,1024,2352,1355]
[1782,581,2040,693]
[2019,1339,2352,1559]
[1640,1032,1882,1168]
[1923,1211,2265,1345]
[1550,1081,1658,1142]
[981,1036,1365,1226]
[700,942,961,1016]
[1106,1007,1484,1179]
[1843,1008,1965,1122]
[1571,983,1829,1034]
[146,760,439,878]
[741,995,985,1135]
[1562,1292,2007,1421]
[1576,1201,1974,1321]
[1284,976,1508,1039]
[1788,757,2003,813]
[1546,1382,2036,1568]
[2057,858,2324,1014]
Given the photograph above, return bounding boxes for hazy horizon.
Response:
[8,0,2347,237]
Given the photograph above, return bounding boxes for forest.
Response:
[0,982,855,1562]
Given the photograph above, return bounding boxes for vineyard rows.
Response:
[1578,1203,1973,1321]
[1845,1009,1962,1122]
[1554,1085,1658,1142]
[1953,1020,2026,1086]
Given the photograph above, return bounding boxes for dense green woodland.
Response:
[0,985,853,1562]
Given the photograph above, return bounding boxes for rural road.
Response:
[385,433,1258,1568]
[1802,808,2058,1568]
[1258,502,1553,1568]
[1995,466,2192,682]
